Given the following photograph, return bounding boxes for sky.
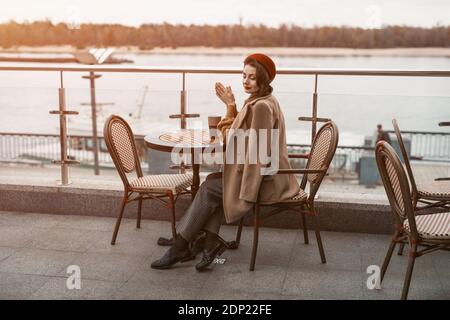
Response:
[0,0,449,28]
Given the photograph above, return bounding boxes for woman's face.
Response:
[242,64,259,94]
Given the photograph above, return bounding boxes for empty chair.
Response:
[234,121,339,271]
[375,141,450,300]
[392,119,450,211]
[392,119,450,256]
[103,115,192,245]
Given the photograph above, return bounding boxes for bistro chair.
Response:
[104,115,193,245]
[392,119,450,211]
[234,121,339,271]
[375,141,450,300]
[392,119,450,256]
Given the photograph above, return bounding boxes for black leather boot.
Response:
[151,234,192,270]
[189,231,206,258]
[195,232,227,272]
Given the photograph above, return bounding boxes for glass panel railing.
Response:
[0,86,59,134]
[315,93,450,193]
[1,71,449,198]
[67,87,184,176]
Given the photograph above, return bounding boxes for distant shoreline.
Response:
[1,46,450,57]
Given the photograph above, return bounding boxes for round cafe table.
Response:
[144,128,223,199]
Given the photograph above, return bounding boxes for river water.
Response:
[0,52,449,146]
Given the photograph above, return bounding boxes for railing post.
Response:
[311,74,319,144]
[180,72,187,173]
[169,72,199,125]
[298,74,330,144]
[167,72,200,173]
[180,72,187,129]
[49,71,79,185]
[58,75,69,184]
[82,72,101,175]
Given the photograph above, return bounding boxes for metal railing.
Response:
[0,132,147,167]
[0,131,368,179]
[1,65,449,185]
[386,129,450,161]
[2,130,447,177]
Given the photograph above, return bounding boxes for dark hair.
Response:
[243,57,273,98]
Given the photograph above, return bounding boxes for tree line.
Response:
[0,21,449,49]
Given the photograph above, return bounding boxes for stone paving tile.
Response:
[87,230,159,257]
[0,272,51,299]
[360,253,447,300]
[0,211,448,300]
[113,282,201,300]
[57,252,148,282]
[54,215,124,232]
[282,268,364,299]
[0,248,81,276]
[360,250,441,281]
[202,263,287,295]
[222,240,294,268]
[0,246,16,263]
[53,215,170,234]
[313,230,365,253]
[218,224,299,244]
[214,224,299,267]
[0,211,63,229]
[127,255,212,290]
[372,269,444,290]
[124,219,180,235]
[29,277,121,300]
[289,249,363,273]
[430,252,450,288]
[357,232,393,251]
[0,225,47,248]
[25,227,107,252]
[362,280,448,300]
[197,288,283,300]
[287,230,363,272]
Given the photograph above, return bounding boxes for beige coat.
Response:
[221,94,300,223]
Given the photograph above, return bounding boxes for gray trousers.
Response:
[177,173,224,241]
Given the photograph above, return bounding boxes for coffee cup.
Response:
[208,116,221,142]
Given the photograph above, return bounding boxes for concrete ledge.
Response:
[0,176,398,235]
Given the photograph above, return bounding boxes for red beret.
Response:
[244,53,276,82]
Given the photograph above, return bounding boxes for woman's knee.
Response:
[199,175,222,198]
[199,178,214,192]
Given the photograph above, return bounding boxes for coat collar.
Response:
[232,94,272,129]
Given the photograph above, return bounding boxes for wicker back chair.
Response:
[392,119,450,256]
[235,121,339,271]
[104,115,192,245]
[392,119,450,210]
[375,141,450,299]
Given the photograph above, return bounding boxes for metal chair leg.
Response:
[301,211,309,244]
[397,243,405,256]
[311,213,326,263]
[235,218,244,246]
[380,238,397,283]
[111,195,127,245]
[401,243,417,300]
[168,192,177,240]
[136,196,142,229]
[250,204,260,271]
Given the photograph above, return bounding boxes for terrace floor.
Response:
[0,210,448,300]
